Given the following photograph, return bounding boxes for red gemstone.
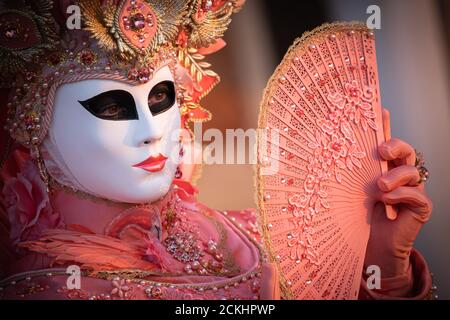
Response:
[130,13,146,30]
[79,50,95,65]
[127,68,139,80]
[138,67,151,83]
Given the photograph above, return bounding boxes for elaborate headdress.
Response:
[0,0,243,153]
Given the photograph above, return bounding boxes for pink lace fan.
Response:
[256,22,388,300]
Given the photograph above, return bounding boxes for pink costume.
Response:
[0,149,433,300]
[0,0,433,300]
[0,149,277,300]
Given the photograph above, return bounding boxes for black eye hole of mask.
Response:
[78,90,138,121]
[148,81,176,116]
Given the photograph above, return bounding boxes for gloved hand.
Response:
[364,109,432,296]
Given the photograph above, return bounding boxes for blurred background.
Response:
[195,0,450,299]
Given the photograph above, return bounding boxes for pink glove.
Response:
[364,109,433,297]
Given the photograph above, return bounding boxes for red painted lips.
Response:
[133,153,168,173]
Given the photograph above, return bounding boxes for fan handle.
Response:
[382,108,398,220]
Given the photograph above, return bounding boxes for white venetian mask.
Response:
[42,66,182,203]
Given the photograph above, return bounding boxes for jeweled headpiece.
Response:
[0,0,243,148]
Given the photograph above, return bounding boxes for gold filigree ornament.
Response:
[186,0,238,48]
[80,0,189,60]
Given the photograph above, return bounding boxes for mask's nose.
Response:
[133,99,163,147]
